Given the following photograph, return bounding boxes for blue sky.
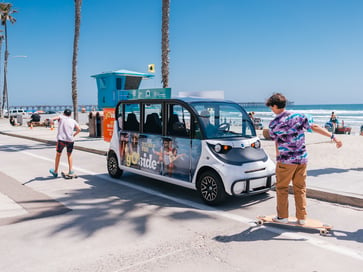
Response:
[5,0,363,106]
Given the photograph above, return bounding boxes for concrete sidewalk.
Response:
[0,116,362,211]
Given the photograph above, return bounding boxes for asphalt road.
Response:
[0,134,362,272]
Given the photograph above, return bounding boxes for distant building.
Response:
[91,69,170,110]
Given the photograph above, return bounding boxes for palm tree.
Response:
[0,3,16,118]
[0,31,4,117]
[72,0,82,122]
[161,0,170,88]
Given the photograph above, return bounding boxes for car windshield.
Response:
[191,102,255,139]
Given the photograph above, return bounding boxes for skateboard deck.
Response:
[61,171,78,179]
[256,215,332,236]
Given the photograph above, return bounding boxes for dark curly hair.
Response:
[265,93,287,109]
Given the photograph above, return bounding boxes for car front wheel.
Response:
[107,151,123,178]
[197,170,226,205]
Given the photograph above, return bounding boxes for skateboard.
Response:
[256,215,332,236]
[61,171,78,179]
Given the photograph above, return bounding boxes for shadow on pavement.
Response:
[330,229,363,243]
[0,143,52,153]
[213,226,306,243]
[0,173,71,226]
[2,170,276,240]
[308,167,363,177]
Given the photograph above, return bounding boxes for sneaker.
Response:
[297,219,306,225]
[272,216,288,223]
[49,168,58,178]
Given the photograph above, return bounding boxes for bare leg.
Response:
[67,152,73,173]
[54,152,61,173]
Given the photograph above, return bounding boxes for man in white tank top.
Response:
[49,109,81,177]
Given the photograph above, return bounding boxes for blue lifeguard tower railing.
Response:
[91,69,171,110]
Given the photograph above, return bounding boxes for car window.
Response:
[192,102,254,138]
[143,103,162,134]
[166,104,191,138]
[124,103,140,132]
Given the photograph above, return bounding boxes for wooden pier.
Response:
[8,105,98,112]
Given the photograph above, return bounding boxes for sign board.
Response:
[119,88,171,100]
[103,108,115,142]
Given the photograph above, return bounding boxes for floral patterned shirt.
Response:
[268,111,312,164]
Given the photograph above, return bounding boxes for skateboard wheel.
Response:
[323,224,332,230]
[320,229,329,236]
[256,219,264,226]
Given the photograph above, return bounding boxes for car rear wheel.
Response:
[107,151,123,178]
[197,170,226,205]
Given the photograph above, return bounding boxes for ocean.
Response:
[244,104,363,135]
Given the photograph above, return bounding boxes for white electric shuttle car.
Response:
[107,97,275,205]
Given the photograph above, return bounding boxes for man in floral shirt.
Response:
[266,93,342,225]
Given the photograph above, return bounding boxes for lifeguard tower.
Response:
[91,69,171,110]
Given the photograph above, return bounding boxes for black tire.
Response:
[107,151,123,178]
[197,170,226,205]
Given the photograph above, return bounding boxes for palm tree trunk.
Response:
[72,0,82,122]
[3,58,7,117]
[2,23,9,118]
[161,0,170,88]
[0,3,16,118]
[0,35,3,117]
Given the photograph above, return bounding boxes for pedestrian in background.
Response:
[329,111,339,132]
[9,116,17,126]
[266,93,342,225]
[49,109,81,178]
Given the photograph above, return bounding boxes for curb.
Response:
[305,187,363,208]
[278,186,363,208]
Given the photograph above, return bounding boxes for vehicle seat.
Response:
[144,113,162,134]
[168,113,187,137]
[151,113,162,129]
[124,113,139,131]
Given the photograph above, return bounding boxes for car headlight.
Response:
[232,181,246,195]
[214,144,222,153]
[213,144,232,153]
[251,140,261,149]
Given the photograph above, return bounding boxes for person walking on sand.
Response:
[329,111,339,132]
[265,93,342,225]
[49,109,81,178]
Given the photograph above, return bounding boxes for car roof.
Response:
[175,97,234,104]
[120,97,235,104]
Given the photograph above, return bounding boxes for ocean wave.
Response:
[294,110,363,115]
[253,109,363,134]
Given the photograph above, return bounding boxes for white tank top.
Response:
[57,115,79,142]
